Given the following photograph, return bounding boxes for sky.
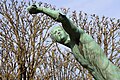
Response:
[39,0,120,19]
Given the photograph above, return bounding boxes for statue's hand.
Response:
[27,5,42,14]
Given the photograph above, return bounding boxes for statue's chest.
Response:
[72,43,88,60]
[72,40,97,63]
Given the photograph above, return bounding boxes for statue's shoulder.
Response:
[79,33,94,44]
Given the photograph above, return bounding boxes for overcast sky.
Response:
[39,0,120,19]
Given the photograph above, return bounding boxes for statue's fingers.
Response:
[32,4,37,8]
[27,7,33,14]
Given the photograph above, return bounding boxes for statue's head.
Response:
[50,26,70,44]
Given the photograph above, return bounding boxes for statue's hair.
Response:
[50,26,63,42]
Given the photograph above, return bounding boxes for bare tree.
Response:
[0,0,119,80]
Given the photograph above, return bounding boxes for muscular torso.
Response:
[71,32,120,80]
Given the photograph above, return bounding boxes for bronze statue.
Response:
[27,5,120,80]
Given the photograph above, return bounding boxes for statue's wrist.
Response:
[37,7,43,12]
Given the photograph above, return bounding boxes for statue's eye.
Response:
[54,31,57,34]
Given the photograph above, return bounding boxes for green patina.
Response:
[27,5,120,80]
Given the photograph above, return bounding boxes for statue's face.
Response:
[50,27,68,43]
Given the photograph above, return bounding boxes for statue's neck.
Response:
[64,39,75,49]
[59,35,75,48]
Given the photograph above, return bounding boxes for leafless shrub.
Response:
[0,0,119,80]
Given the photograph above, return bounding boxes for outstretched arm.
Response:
[27,5,84,39]
[27,5,62,21]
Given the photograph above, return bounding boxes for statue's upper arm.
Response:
[58,13,84,39]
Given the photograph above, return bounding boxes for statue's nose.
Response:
[57,32,61,35]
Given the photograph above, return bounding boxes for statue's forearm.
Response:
[38,7,60,21]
